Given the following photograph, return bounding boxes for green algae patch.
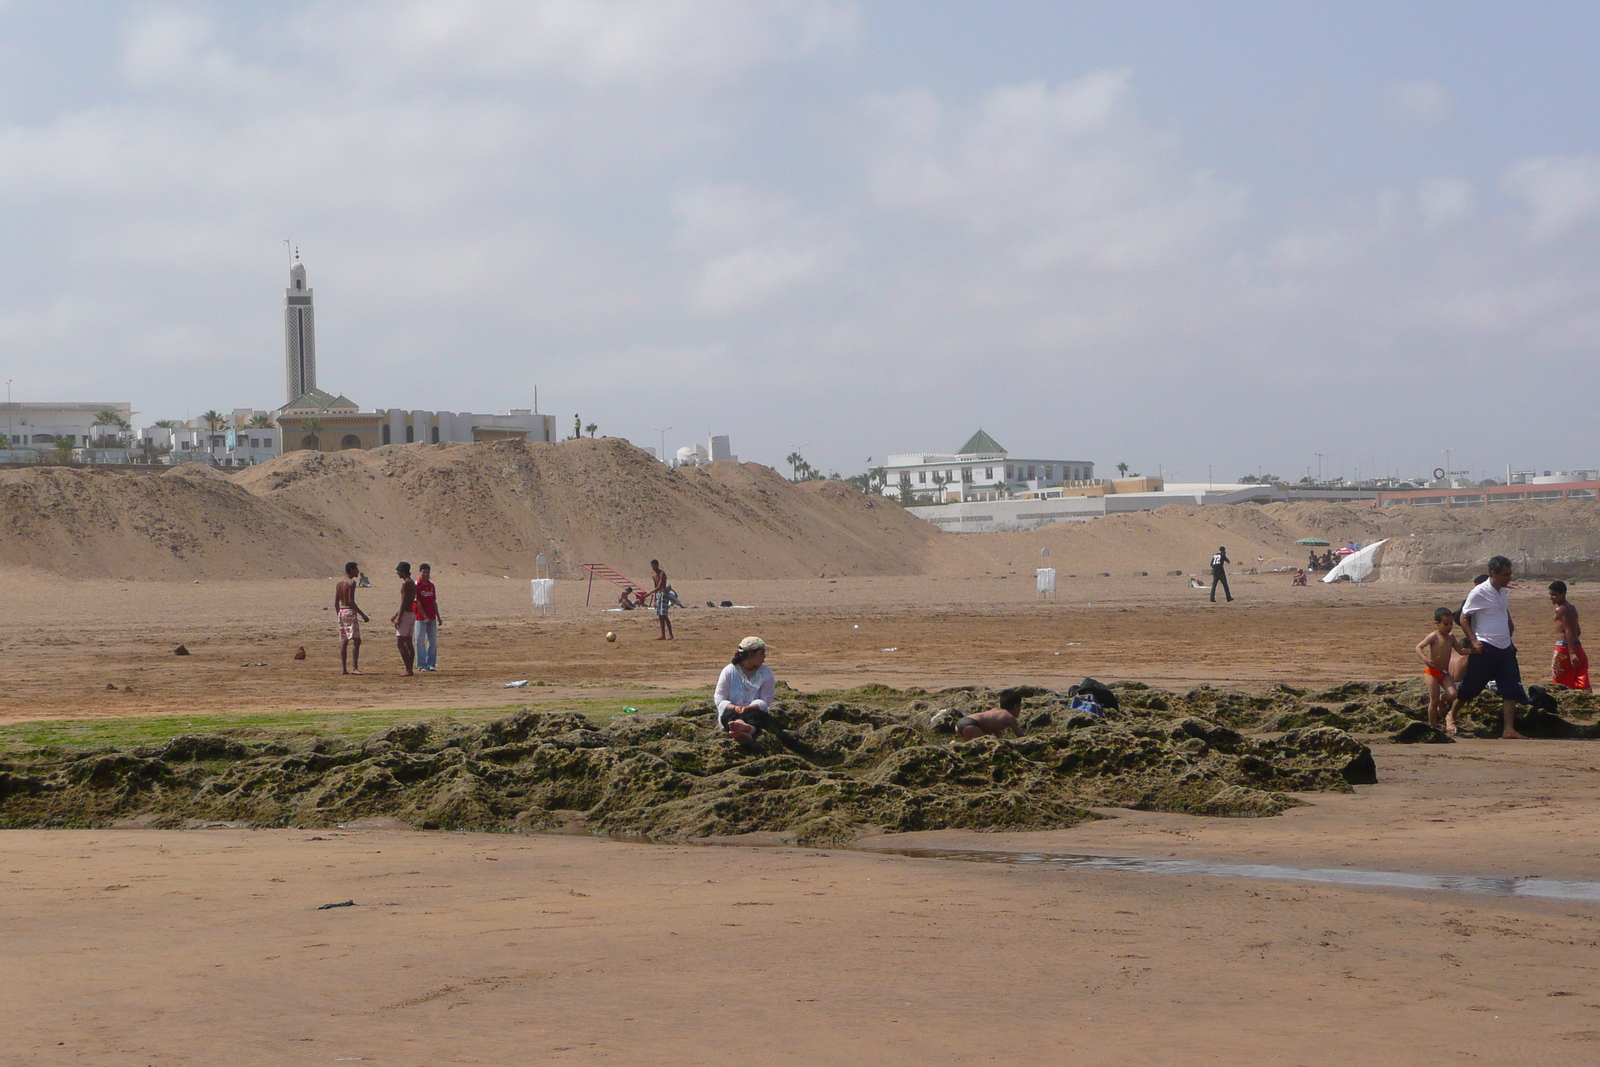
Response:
[0,684,1398,844]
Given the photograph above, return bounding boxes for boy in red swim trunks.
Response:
[1549,581,1590,692]
[1416,607,1469,734]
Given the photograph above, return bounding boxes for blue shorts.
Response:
[1457,642,1527,705]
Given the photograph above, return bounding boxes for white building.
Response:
[139,409,282,467]
[285,250,316,404]
[671,434,737,468]
[1,402,134,450]
[883,430,1095,503]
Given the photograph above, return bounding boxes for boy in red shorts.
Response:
[1416,607,1469,734]
[1549,581,1590,692]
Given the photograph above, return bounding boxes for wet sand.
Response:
[6,745,1600,1067]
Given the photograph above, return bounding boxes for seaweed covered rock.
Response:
[0,692,1385,845]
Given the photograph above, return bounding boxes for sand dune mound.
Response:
[233,437,941,579]
[933,500,1600,581]
[6,442,1596,582]
[0,440,939,580]
[0,465,342,580]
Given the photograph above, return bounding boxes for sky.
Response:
[0,1,1596,484]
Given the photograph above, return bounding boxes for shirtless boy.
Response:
[1415,607,1468,733]
[1549,581,1591,692]
[954,690,1025,741]
[335,562,370,675]
[390,561,417,676]
[650,558,673,641]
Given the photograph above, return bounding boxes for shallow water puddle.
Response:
[869,848,1600,903]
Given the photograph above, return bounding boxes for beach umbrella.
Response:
[1294,537,1330,546]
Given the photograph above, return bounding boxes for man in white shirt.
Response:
[1456,555,1529,739]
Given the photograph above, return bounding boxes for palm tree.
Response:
[202,410,225,431]
[153,419,177,429]
[93,409,120,445]
[785,452,806,481]
[585,423,598,438]
[1116,462,1130,478]
[53,435,75,463]
[249,413,274,428]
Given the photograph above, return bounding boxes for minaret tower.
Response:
[284,248,316,402]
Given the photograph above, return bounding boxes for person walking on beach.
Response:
[391,561,417,676]
[336,561,370,675]
[1209,546,1233,603]
[413,563,441,672]
[1549,581,1590,692]
[650,558,674,640]
[1455,556,1529,739]
[1416,607,1468,734]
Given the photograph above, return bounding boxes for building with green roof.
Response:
[883,429,1095,504]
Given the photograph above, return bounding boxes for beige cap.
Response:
[737,636,766,652]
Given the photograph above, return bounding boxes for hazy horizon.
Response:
[0,1,1596,484]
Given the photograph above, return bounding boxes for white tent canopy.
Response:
[1322,539,1388,584]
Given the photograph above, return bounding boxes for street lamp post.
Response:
[5,379,11,449]
[1313,452,1325,485]
[654,425,673,464]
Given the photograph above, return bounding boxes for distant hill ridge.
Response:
[2,439,1597,581]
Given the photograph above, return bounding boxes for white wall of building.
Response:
[377,408,556,446]
[884,451,1095,502]
[3,403,133,449]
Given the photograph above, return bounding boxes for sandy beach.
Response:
[0,570,1535,725]
[5,739,1600,1065]
[4,562,1600,1063]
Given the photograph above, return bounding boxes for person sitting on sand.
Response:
[714,636,775,743]
[1416,607,1469,734]
[954,690,1025,741]
[1291,568,1308,587]
[617,586,637,610]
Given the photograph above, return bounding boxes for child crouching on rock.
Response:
[954,690,1025,741]
[715,637,775,743]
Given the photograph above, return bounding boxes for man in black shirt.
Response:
[1210,546,1233,603]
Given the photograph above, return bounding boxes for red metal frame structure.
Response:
[580,562,651,606]
[1372,479,1600,509]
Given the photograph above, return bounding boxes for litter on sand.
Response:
[316,900,357,910]
[505,680,529,688]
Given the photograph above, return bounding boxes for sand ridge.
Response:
[6,438,1600,582]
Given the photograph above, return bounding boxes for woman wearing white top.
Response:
[715,636,775,742]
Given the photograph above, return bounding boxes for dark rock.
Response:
[1390,722,1455,744]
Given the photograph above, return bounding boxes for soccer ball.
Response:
[605,632,617,643]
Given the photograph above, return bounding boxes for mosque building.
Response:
[284,249,316,404]
[275,251,555,451]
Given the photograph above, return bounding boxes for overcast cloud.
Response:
[0,1,1596,483]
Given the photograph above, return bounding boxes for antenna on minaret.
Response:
[284,239,291,265]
